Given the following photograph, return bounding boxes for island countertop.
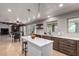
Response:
[21,36,53,47]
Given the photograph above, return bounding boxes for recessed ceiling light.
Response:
[48,16,51,18]
[16,18,20,21]
[33,16,36,19]
[59,4,63,7]
[37,13,40,18]
[28,17,31,22]
[8,9,12,12]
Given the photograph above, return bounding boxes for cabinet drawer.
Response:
[42,36,52,40]
[59,47,76,56]
[59,43,76,50]
[59,39,77,55]
[60,39,76,44]
[53,42,59,50]
[77,41,79,55]
[59,41,76,48]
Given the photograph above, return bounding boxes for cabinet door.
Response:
[42,36,52,40]
[77,41,79,55]
[59,39,77,56]
[52,37,59,51]
[60,39,76,44]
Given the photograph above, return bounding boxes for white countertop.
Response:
[54,35,79,40]
[36,34,79,40]
[21,36,53,47]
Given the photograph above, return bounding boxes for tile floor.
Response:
[0,35,67,56]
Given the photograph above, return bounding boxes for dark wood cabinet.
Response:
[42,36,52,40]
[51,37,77,56]
[36,34,41,38]
[52,37,59,51]
[59,39,77,56]
[77,41,79,56]
[36,24,43,29]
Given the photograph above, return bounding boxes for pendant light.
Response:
[27,9,31,22]
[37,3,40,18]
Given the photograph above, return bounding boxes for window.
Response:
[68,17,79,33]
[47,21,58,34]
[68,22,76,32]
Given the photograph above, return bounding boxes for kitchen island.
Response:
[21,36,53,56]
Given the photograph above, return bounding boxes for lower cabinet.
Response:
[59,39,77,56]
[77,41,79,56]
[52,37,59,51]
[42,36,52,40]
[52,37,77,56]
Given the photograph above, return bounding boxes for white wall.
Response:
[45,10,79,38]
[36,10,79,38]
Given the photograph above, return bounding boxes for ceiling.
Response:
[0,3,79,23]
